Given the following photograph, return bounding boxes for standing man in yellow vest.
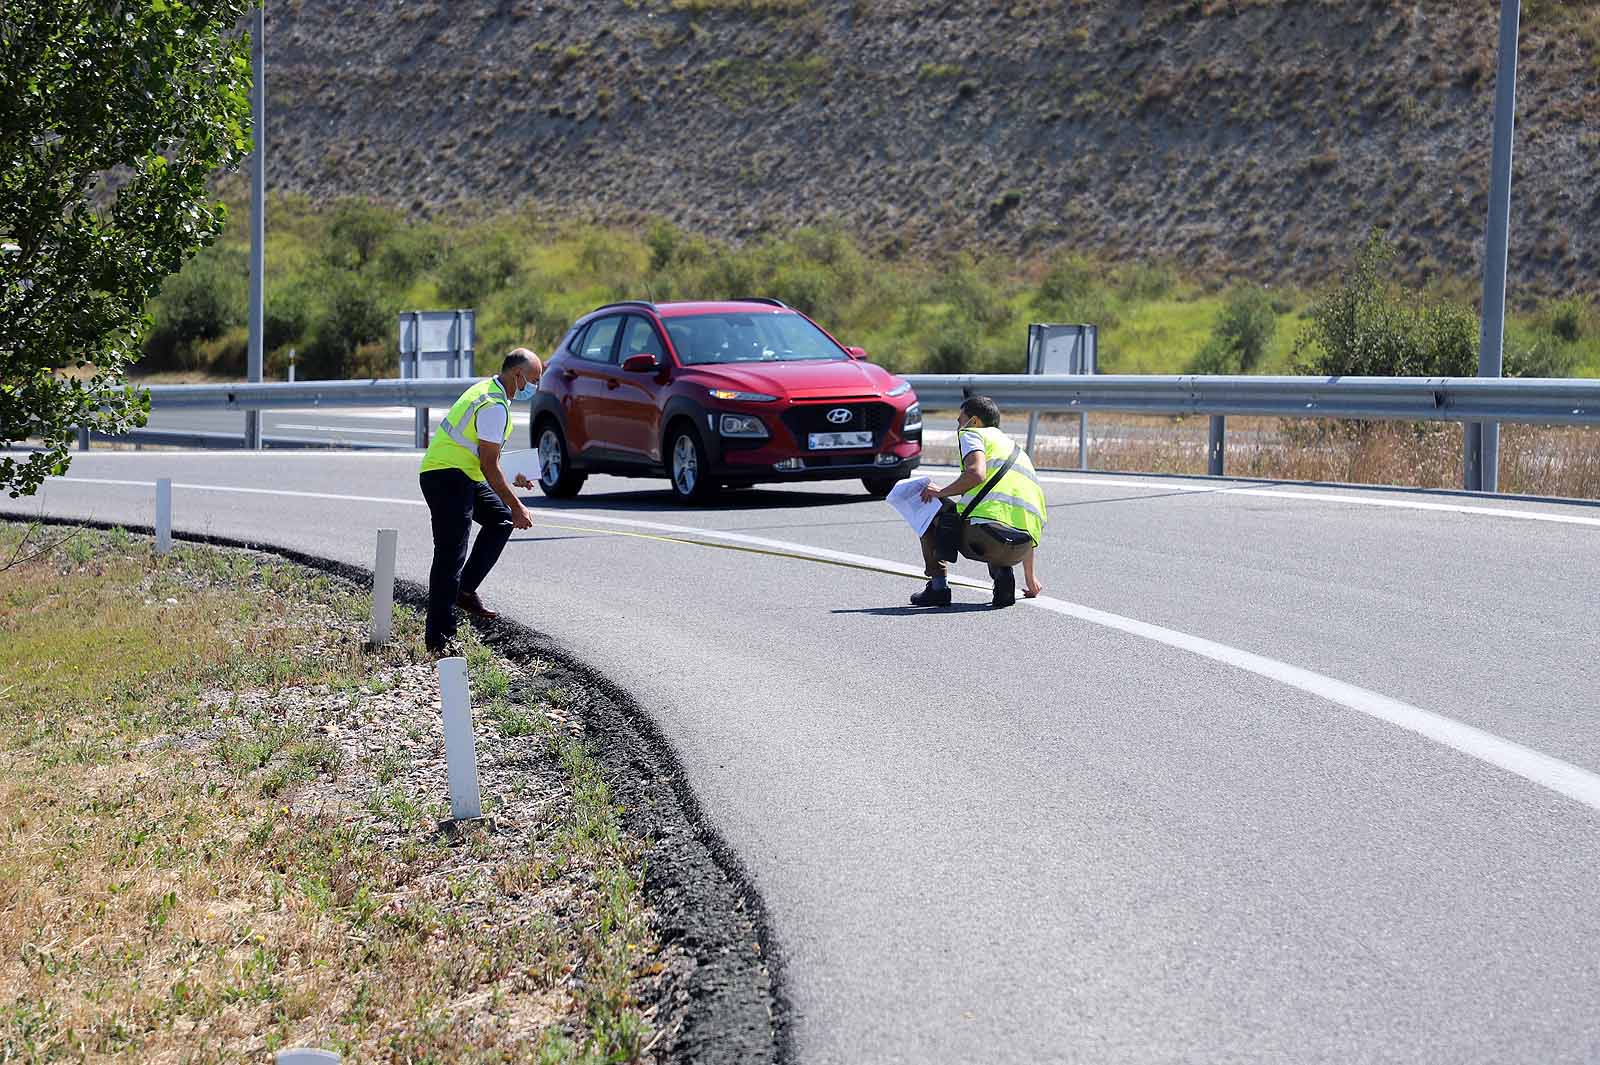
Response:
[418,348,542,652]
[912,395,1048,609]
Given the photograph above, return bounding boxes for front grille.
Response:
[781,402,893,449]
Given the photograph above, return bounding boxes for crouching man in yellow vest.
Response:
[418,349,542,652]
[913,395,1048,609]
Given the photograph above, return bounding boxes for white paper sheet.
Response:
[497,449,541,486]
[887,476,942,536]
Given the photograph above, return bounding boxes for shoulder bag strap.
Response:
[960,443,1021,519]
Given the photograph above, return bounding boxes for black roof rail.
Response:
[729,297,788,308]
[589,300,657,315]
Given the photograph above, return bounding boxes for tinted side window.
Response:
[563,324,588,356]
[619,316,666,360]
[580,316,623,363]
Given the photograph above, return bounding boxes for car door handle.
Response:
[605,377,620,390]
[561,369,578,381]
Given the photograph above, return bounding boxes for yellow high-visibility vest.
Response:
[419,378,512,482]
[956,425,1048,545]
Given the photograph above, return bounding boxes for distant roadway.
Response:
[11,451,1600,1064]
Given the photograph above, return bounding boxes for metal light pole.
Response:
[245,4,265,450]
[1465,0,1520,492]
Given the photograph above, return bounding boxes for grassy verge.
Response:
[0,524,661,1062]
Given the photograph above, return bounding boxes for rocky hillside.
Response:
[263,0,1600,293]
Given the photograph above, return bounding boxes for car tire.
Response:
[666,425,719,504]
[862,474,905,499]
[535,421,586,499]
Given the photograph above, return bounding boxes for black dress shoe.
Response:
[456,590,499,620]
[425,635,462,657]
[990,566,1016,609]
[910,583,953,608]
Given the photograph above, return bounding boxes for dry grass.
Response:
[926,413,1600,500]
[0,525,657,1063]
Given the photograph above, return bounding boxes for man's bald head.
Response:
[500,348,543,398]
[503,348,542,375]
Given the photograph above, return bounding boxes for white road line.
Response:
[66,453,1600,528]
[38,473,1600,815]
[916,463,1600,530]
[1036,475,1600,529]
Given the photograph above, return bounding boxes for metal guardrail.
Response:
[904,373,1600,483]
[86,378,480,450]
[129,377,477,411]
[903,374,1600,426]
[80,374,1600,488]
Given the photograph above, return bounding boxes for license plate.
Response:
[808,431,873,450]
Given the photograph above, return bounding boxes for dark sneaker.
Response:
[456,590,499,620]
[910,583,953,608]
[990,566,1016,609]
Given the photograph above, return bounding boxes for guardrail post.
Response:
[1078,412,1089,471]
[77,426,90,451]
[370,528,398,645]
[1463,422,1481,490]
[1208,415,1225,477]
[415,408,429,450]
[155,479,172,555]
[438,656,482,821]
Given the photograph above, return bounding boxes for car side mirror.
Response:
[621,353,661,373]
[844,346,868,360]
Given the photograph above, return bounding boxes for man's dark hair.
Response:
[502,349,535,373]
[959,395,1001,428]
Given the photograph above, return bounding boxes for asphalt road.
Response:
[10,451,1600,1064]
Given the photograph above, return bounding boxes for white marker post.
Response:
[276,1051,340,1065]
[438,656,482,820]
[370,528,398,645]
[155,479,172,555]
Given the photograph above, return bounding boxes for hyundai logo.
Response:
[826,408,853,425]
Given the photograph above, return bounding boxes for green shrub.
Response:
[1201,285,1276,372]
[1114,261,1178,302]
[140,246,247,369]
[1548,298,1587,344]
[438,233,523,306]
[1293,231,1476,378]
[263,280,313,352]
[925,326,981,375]
[301,272,392,379]
[932,260,1010,331]
[1189,336,1241,375]
[1033,252,1119,330]
[326,199,401,269]
[374,223,446,286]
[1036,254,1099,309]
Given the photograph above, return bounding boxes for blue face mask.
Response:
[513,381,535,402]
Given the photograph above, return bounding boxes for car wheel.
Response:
[862,474,905,499]
[536,422,586,499]
[667,425,719,503]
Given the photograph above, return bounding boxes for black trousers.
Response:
[419,468,514,647]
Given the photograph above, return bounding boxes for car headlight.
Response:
[903,403,922,431]
[708,389,778,402]
[885,380,912,398]
[719,413,769,438]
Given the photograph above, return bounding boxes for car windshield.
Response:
[663,312,847,365]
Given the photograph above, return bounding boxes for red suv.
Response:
[529,299,921,502]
